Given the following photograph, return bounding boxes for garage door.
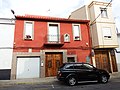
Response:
[16,57,40,79]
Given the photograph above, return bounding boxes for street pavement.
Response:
[0,72,120,88]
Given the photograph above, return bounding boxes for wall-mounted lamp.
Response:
[86,43,89,46]
[11,9,16,18]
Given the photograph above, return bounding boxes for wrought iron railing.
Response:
[44,35,64,44]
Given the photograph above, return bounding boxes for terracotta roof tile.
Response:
[16,14,89,23]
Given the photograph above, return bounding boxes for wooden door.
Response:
[45,53,63,77]
[95,51,111,72]
[111,52,118,72]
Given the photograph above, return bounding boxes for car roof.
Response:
[63,62,90,65]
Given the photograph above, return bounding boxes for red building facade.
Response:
[11,15,91,79]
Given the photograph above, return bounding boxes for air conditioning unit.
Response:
[25,35,32,39]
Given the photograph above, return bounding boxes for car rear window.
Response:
[59,63,66,69]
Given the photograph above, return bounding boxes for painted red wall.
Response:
[14,20,91,62]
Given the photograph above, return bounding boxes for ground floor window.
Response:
[67,55,77,62]
[67,57,75,62]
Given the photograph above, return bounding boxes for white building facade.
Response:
[69,1,119,73]
[115,33,120,72]
[0,18,15,79]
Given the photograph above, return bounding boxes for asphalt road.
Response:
[0,78,120,90]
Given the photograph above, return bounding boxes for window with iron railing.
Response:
[48,23,60,42]
[47,35,60,43]
[44,34,64,46]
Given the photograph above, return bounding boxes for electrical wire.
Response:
[90,0,113,26]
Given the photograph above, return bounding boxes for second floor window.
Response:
[100,8,108,18]
[73,24,81,40]
[102,27,112,39]
[24,21,34,40]
[48,23,60,42]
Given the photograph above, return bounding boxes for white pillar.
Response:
[109,51,113,73]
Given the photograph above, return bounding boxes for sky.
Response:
[0,0,85,18]
[0,0,120,32]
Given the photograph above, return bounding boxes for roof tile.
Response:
[16,14,90,23]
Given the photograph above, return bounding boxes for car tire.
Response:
[67,76,77,86]
[98,75,108,83]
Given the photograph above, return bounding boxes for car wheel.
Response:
[67,77,77,86]
[99,75,108,83]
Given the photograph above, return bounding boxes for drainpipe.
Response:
[88,22,96,66]
[86,22,93,64]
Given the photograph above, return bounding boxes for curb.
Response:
[0,73,120,87]
[110,72,120,79]
[0,77,58,87]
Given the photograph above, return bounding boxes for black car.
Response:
[57,62,110,86]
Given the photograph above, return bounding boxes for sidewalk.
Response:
[110,72,120,79]
[0,72,120,87]
[0,77,58,87]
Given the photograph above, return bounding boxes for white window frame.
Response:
[102,27,112,39]
[100,8,108,18]
[48,22,60,42]
[24,21,34,40]
[72,24,81,41]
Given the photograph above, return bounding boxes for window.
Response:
[74,64,83,69]
[73,24,81,40]
[65,64,74,69]
[100,8,108,18]
[102,27,112,39]
[48,23,60,42]
[83,64,94,69]
[67,55,77,62]
[67,57,75,62]
[24,21,34,40]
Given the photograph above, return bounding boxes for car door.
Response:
[82,64,98,81]
[74,63,88,81]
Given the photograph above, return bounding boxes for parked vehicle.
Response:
[57,62,110,86]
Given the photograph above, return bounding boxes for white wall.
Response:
[0,24,15,69]
[70,6,88,20]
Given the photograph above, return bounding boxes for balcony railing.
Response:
[44,35,64,46]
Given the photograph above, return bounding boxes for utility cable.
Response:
[90,0,113,26]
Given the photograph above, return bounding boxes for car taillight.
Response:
[59,73,62,76]
[58,71,62,76]
[58,71,60,74]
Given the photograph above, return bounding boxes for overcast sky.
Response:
[0,0,120,32]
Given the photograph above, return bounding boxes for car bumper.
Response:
[57,76,65,81]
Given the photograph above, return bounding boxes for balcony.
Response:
[44,35,64,46]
